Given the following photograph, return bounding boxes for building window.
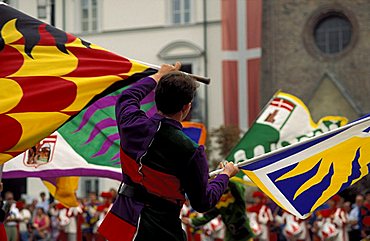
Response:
[303,5,358,60]
[172,0,191,24]
[81,0,98,32]
[84,178,99,197]
[37,0,47,19]
[314,14,352,54]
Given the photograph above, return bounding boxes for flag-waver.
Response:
[0,3,156,164]
[237,114,370,219]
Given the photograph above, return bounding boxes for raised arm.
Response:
[115,76,156,127]
[116,62,181,127]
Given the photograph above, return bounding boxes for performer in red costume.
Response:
[247,191,274,241]
[315,195,348,241]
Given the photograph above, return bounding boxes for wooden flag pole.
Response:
[209,161,246,177]
[132,59,211,85]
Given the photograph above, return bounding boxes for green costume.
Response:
[190,181,254,241]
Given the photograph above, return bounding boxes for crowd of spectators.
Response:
[181,191,370,241]
[2,188,370,241]
[2,189,116,241]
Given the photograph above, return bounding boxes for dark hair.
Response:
[155,72,198,115]
[36,207,45,214]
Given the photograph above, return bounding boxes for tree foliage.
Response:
[206,125,241,169]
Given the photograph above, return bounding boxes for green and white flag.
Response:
[227,91,348,184]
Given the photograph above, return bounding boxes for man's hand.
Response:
[219,161,239,178]
[181,217,191,225]
[150,62,181,82]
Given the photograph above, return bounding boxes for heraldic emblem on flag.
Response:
[0,3,157,164]
[23,134,57,168]
[226,91,347,185]
[238,114,370,219]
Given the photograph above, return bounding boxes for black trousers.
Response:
[348,229,361,241]
[134,206,186,241]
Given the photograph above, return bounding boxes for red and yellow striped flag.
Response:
[0,3,155,163]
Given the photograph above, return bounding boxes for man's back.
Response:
[141,121,198,203]
[98,64,238,241]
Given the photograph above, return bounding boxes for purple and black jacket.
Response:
[99,76,229,241]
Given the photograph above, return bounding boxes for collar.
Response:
[152,113,183,130]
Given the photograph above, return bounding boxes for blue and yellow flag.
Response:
[239,114,370,219]
[0,3,156,164]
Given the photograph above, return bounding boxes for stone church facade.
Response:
[261,0,370,122]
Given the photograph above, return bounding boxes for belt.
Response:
[119,184,136,198]
[118,183,182,212]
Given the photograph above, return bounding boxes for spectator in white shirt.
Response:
[4,191,20,241]
[17,199,32,241]
[36,192,49,213]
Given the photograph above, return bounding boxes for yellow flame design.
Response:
[0,18,148,163]
[276,135,370,212]
[1,18,22,44]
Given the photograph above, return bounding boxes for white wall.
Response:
[102,0,167,31]
[16,1,37,19]
[204,23,224,129]
[26,178,49,202]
